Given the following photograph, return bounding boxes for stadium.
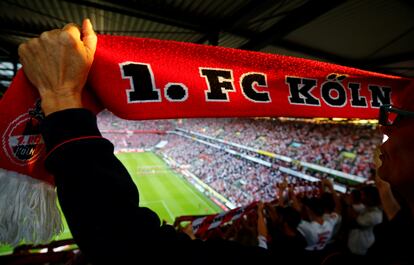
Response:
[0,0,413,264]
[0,110,387,263]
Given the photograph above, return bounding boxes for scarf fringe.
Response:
[0,168,63,247]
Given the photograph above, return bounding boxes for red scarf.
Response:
[0,34,412,246]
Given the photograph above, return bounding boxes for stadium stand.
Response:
[97,111,379,204]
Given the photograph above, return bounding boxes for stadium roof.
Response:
[0,0,413,79]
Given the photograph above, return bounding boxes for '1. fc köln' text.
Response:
[120,62,391,107]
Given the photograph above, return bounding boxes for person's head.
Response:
[350,188,362,204]
[280,206,301,231]
[360,185,381,207]
[378,86,414,212]
[302,197,324,218]
[320,192,336,213]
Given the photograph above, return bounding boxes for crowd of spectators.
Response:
[97,110,170,152]
[174,178,386,264]
[96,111,380,206]
[161,134,320,206]
[98,111,381,179]
[97,109,174,131]
[178,118,382,178]
[100,132,163,152]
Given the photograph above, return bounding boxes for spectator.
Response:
[264,203,307,263]
[18,19,271,263]
[368,177,413,264]
[376,99,414,217]
[292,179,341,264]
[347,185,383,256]
[367,99,414,265]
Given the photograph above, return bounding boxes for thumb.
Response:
[82,18,97,58]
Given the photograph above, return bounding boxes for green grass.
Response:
[119,152,222,223]
[0,151,222,255]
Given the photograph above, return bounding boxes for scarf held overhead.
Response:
[0,34,413,246]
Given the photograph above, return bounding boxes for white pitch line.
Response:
[140,200,174,222]
[161,200,174,221]
[140,200,163,206]
[180,180,216,212]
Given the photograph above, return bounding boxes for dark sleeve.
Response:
[41,109,162,263]
[41,108,271,263]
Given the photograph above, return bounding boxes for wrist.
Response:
[41,93,83,116]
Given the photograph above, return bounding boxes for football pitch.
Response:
[0,152,222,255]
[119,151,222,222]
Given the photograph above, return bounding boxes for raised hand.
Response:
[18,19,97,115]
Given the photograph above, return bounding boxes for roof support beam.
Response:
[195,0,276,44]
[225,0,279,30]
[239,0,346,51]
[276,39,414,75]
[365,52,414,67]
[275,39,354,65]
[0,19,53,36]
[64,0,207,32]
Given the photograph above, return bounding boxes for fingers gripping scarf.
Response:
[0,34,412,246]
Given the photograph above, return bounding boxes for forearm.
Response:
[378,187,401,220]
[41,109,160,262]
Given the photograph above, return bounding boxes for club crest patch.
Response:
[2,100,45,166]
